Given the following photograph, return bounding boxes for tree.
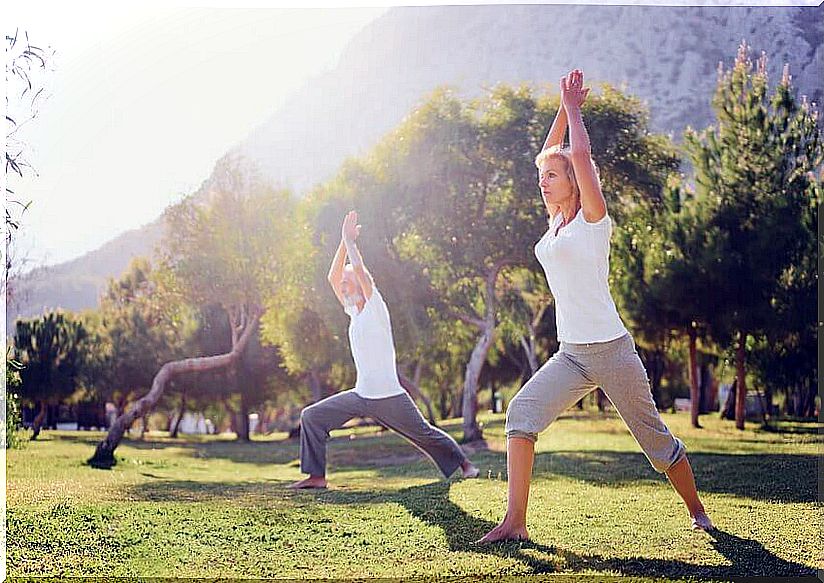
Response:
[12,312,86,439]
[748,171,820,418]
[682,43,823,429]
[89,155,295,466]
[89,258,196,421]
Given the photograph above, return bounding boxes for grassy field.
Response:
[6,411,821,580]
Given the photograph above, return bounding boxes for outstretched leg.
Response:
[595,335,714,530]
[371,392,473,479]
[289,389,364,489]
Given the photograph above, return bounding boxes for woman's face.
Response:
[538,156,574,206]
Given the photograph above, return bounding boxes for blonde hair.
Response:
[535,145,600,221]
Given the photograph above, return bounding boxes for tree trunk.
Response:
[88,310,260,468]
[752,383,770,428]
[139,413,149,439]
[30,399,47,440]
[438,387,450,419]
[734,330,747,430]
[237,391,250,442]
[519,332,539,375]
[460,262,507,443]
[307,369,324,403]
[170,391,187,438]
[702,365,718,413]
[721,379,736,420]
[221,396,238,434]
[595,388,608,412]
[763,385,773,418]
[398,365,437,426]
[688,329,701,428]
[805,381,816,418]
[461,322,494,443]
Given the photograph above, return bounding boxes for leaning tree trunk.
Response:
[398,366,437,426]
[734,330,748,430]
[687,329,701,428]
[88,309,260,468]
[460,262,506,443]
[30,399,47,440]
[519,332,539,376]
[462,322,494,442]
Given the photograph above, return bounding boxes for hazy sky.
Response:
[7,2,387,270]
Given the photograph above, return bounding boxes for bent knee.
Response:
[649,437,687,474]
[300,405,318,427]
[504,394,539,442]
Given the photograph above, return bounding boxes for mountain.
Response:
[8,4,822,330]
[237,5,823,193]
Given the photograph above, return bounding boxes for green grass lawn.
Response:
[6,411,821,580]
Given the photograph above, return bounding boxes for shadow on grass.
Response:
[330,448,817,504]
[59,417,816,504]
[119,477,815,578]
[319,481,815,578]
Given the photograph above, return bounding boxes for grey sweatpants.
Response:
[505,333,686,473]
[299,389,467,479]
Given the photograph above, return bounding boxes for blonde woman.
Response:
[478,70,713,543]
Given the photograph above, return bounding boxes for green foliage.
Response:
[674,43,822,410]
[87,257,198,411]
[161,154,298,317]
[5,357,25,448]
[681,43,822,340]
[12,311,88,407]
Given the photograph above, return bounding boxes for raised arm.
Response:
[342,211,374,300]
[327,238,347,306]
[561,69,607,223]
[540,87,569,152]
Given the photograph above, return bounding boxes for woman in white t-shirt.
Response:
[478,70,713,543]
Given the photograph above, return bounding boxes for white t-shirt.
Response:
[345,287,406,399]
[534,209,629,344]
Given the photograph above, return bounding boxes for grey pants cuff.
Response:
[506,430,538,444]
[659,437,688,474]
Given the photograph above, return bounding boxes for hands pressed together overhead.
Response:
[560,68,590,111]
[342,210,361,243]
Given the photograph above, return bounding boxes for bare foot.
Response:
[461,461,480,479]
[475,520,529,544]
[287,475,327,489]
[691,511,715,531]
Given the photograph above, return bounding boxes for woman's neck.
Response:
[557,198,580,224]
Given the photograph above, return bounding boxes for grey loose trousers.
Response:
[299,389,468,478]
[505,333,686,473]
